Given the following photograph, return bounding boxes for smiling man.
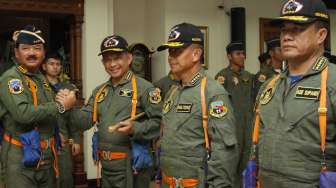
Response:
[253,0,336,187]
[68,35,162,188]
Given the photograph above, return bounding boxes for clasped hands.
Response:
[55,89,77,111]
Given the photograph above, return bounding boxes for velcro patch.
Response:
[209,100,228,118]
[217,76,225,85]
[295,86,320,100]
[258,74,267,82]
[176,103,192,113]
[149,88,162,104]
[119,88,132,97]
[8,79,24,94]
[98,87,109,102]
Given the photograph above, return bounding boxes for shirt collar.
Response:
[181,68,206,87]
[281,56,328,79]
[107,70,133,87]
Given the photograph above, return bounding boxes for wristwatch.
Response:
[56,102,66,114]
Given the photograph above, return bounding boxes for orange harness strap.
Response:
[252,75,281,145]
[92,75,138,185]
[162,77,207,188]
[252,75,280,188]
[318,66,328,171]
[200,77,210,151]
[92,83,108,124]
[23,76,38,110]
[163,173,199,188]
[131,75,137,118]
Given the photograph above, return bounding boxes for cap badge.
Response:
[104,37,119,48]
[282,0,303,14]
[168,30,181,41]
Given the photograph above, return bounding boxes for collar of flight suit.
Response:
[180,68,206,87]
[280,56,329,80]
[107,70,133,87]
[15,63,43,78]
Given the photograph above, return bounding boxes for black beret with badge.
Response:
[157,22,204,51]
[271,0,329,25]
[98,35,129,56]
[13,25,45,45]
[226,42,244,54]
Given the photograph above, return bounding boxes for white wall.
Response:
[145,0,167,82]
[163,0,230,77]
[113,0,336,76]
[113,0,146,44]
[82,0,114,179]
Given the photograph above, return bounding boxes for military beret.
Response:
[13,25,45,45]
[226,42,244,54]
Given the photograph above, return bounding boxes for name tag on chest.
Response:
[295,86,320,100]
[176,103,193,113]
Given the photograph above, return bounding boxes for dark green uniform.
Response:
[256,57,336,187]
[0,64,60,188]
[50,81,80,188]
[215,66,254,179]
[70,71,162,188]
[161,69,239,188]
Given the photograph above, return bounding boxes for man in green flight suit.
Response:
[66,35,162,188]
[42,52,81,188]
[215,42,254,187]
[254,0,336,187]
[253,38,283,100]
[0,25,76,188]
[154,22,239,188]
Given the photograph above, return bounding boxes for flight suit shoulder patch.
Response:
[209,100,228,118]
[8,78,24,94]
[97,87,109,103]
[149,88,162,104]
[216,76,225,85]
[258,74,267,83]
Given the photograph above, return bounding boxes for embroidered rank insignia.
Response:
[190,72,202,86]
[149,88,162,104]
[295,86,320,100]
[209,100,228,118]
[312,57,327,71]
[8,79,24,94]
[97,87,108,103]
[217,76,225,85]
[176,103,192,113]
[233,77,239,85]
[260,86,275,105]
[258,74,267,82]
[119,88,132,97]
[162,99,173,114]
[43,81,52,92]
